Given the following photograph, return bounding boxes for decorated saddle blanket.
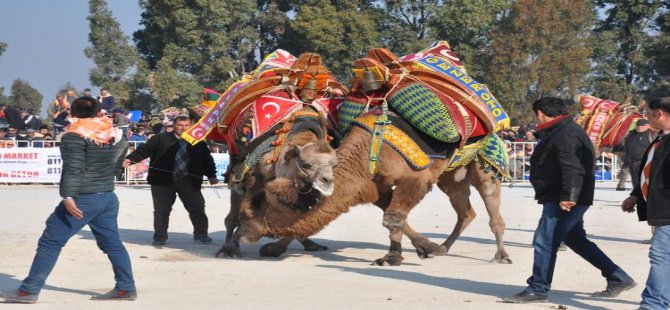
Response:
[352,111,510,179]
[575,95,643,149]
[352,112,458,170]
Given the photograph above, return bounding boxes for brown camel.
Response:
[216,106,338,258]
[232,125,511,266]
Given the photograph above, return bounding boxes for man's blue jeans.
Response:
[640,225,670,310]
[526,202,631,295]
[19,192,135,294]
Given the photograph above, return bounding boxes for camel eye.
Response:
[302,163,312,169]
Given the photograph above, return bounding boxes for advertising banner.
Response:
[0,148,62,183]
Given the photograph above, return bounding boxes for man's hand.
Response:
[122,159,132,168]
[621,196,638,213]
[63,199,83,220]
[208,178,219,185]
[559,201,576,212]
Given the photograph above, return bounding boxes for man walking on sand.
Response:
[503,97,635,304]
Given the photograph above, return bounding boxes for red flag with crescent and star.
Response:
[252,95,303,137]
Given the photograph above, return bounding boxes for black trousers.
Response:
[150,180,208,241]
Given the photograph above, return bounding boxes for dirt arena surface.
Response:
[0,182,651,309]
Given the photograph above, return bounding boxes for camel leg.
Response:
[215,227,242,258]
[259,237,329,257]
[470,165,511,264]
[405,222,447,258]
[373,181,430,266]
[437,169,477,254]
[373,187,444,259]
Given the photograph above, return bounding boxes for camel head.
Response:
[282,140,338,196]
[236,140,338,242]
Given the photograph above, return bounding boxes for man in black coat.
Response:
[621,97,670,310]
[123,115,218,246]
[503,97,635,304]
[624,119,656,189]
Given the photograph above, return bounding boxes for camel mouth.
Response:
[313,181,334,196]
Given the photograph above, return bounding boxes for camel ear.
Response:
[283,144,301,161]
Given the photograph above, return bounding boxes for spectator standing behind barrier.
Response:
[129,125,148,142]
[0,128,15,148]
[98,87,115,111]
[4,104,24,130]
[621,97,670,310]
[503,97,635,304]
[49,95,69,120]
[624,119,657,189]
[0,96,136,304]
[22,108,42,131]
[123,115,218,246]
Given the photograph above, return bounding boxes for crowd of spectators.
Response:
[0,88,211,149]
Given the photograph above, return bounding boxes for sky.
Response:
[0,0,142,118]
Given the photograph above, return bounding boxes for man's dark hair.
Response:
[70,96,101,118]
[647,97,670,114]
[174,115,191,123]
[532,97,568,117]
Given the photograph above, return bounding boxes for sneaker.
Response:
[502,290,548,303]
[152,240,166,246]
[0,290,39,304]
[91,289,137,301]
[592,279,636,298]
[194,236,213,243]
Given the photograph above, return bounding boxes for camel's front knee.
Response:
[382,211,407,232]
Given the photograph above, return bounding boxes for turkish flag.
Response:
[311,96,345,125]
[252,95,303,137]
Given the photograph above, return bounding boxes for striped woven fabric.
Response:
[338,99,368,135]
[388,82,461,143]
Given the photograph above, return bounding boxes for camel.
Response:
[230,123,510,266]
[216,106,338,258]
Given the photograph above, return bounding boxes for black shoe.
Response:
[91,289,137,301]
[502,290,548,303]
[194,236,213,243]
[0,290,38,304]
[592,279,636,298]
[152,240,166,246]
[616,187,628,191]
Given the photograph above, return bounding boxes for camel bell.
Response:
[360,67,382,92]
[299,77,318,102]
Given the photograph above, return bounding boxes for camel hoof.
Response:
[372,252,404,266]
[301,239,329,252]
[412,240,446,259]
[215,243,241,258]
[489,252,512,264]
[259,242,288,257]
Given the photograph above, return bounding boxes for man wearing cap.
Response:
[624,118,657,189]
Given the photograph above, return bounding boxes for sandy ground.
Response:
[0,181,652,310]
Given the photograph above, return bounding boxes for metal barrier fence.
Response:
[504,141,621,182]
[1,140,621,183]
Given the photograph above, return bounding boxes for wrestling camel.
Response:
[232,124,510,266]
[216,107,339,258]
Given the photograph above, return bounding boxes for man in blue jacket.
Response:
[503,97,635,303]
[0,96,136,303]
[622,97,670,310]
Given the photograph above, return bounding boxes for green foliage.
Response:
[9,79,43,114]
[85,0,139,107]
[134,0,257,94]
[287,1,380,80]
[591,0,662,101]
[485,0,595,123]
[429,0,510,78]
[0,87,8,106]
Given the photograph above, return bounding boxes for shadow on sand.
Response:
[315,265,639,310]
